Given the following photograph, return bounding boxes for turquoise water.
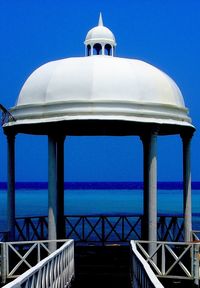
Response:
[0,189,200,231]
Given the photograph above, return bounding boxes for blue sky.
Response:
[0,0,200,182]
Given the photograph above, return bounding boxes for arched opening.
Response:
[87,45,91,56]
[93,43,102,55]
[105,44,112,56]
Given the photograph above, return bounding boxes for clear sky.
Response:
[0,0,200,182]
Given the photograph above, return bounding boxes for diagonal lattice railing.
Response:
[0,104,16,126]
[157,215,184,242]
[131,241,164,288]
[133,240,200,285]
[1,239,74,287]
[0,214,184,243]
[14,216,48,241]
[65,215,143,243]
[0,239,71,284]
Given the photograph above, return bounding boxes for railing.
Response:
[65,214,143,243]
[15,216,48,241]
[192,230,200,241]
[131,241,164,288]
[10,214,184,243]
[157,215,184,242]
[0,104,16,126]
[0,239,71,283]
[133,240,200,286]
[1,239,74,288]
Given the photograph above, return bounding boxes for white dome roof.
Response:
[10,55,192,128]
[85,26,116,46]
[5,14,193,132]
[84,13,116,46]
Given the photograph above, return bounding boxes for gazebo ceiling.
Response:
[3,14,194,135]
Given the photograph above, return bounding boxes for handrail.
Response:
[131,240,164,288]
[133,240,200,285]
[1,239,74,288]
[0,239,70,283]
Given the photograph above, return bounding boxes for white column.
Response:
[102,44,105,55]
[7,133,15,240]
[48,135,57,252]
[182,132,193,242]
[141,130,157,246]
[57,136,65,239]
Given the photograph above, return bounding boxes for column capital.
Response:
[180,130,194,142]
[6,131,16,140]
[140,126,159,143]
[48,134,65,142]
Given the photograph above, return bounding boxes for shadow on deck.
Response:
[72,245,132,288]
[72,244,198,288]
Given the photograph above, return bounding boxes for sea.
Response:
[0,182,200,232]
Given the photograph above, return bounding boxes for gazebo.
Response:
[2,14,195,250]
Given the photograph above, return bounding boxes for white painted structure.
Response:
[1,240,74,288]
[3,14,195,246]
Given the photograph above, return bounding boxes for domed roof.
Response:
[10,55,192,128]
[85,13,116,46]
[5,14,193,132]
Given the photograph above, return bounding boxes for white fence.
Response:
[1,240,74,288]
[0,239,70,282]
[133,240,200,286]
[131,241,164,288]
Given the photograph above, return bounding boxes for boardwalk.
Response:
[73,245,132,288]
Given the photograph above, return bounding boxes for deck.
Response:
[0,214,199,287]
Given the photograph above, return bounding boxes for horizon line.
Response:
[0,181,200,190]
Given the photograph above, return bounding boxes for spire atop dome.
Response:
[84,14,116,57]
[98,12,103,26]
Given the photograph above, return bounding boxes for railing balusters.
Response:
[131,241,164,288]
[133,240,199,283]
[1,240,74,287]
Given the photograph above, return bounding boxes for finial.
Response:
[98,12,103,26]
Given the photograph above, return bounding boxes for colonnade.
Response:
[6,129,193,249]
[85,43,114,56]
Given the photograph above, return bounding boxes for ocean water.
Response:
[0,187,200,231]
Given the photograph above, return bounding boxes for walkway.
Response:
[72,245,132,288]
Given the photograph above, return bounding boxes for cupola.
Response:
[84,13,116,56]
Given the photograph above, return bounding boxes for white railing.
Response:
[131,241,164,288]
[2,239,74,288]
[0,239,70,282]
[133,240,200,286]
